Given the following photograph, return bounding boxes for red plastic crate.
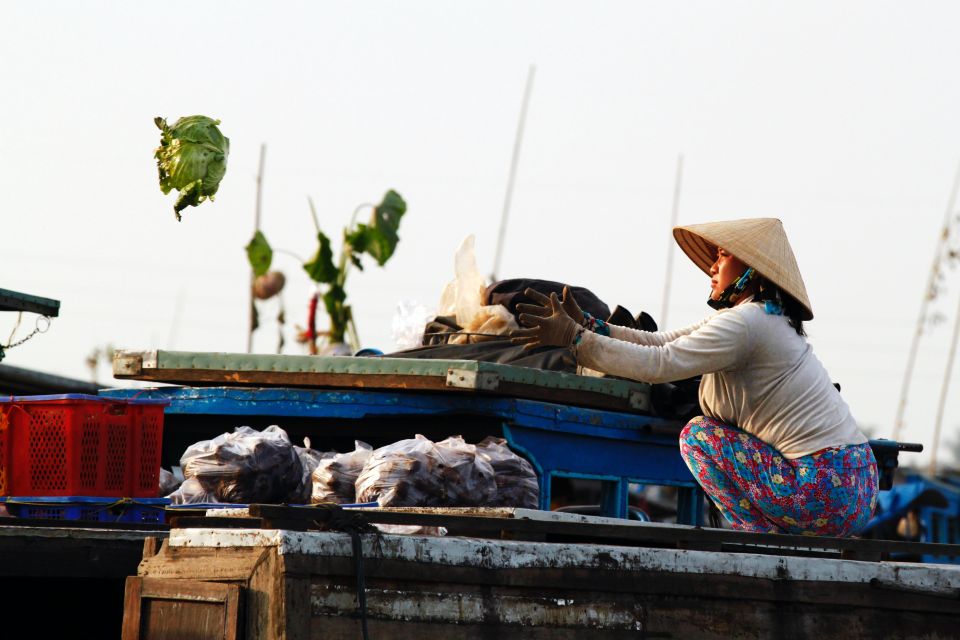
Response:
[0,395,166,498]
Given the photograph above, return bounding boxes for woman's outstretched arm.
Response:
[576,311,750,383]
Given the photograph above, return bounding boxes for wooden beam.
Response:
[113,369,641,413]
[243,504,960,561]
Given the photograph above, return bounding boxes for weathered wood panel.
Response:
[114,368,644,414]
[122,576,242,640]
[0,524,161,578]
[132,529,960,639]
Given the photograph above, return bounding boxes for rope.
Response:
[305,503,380,639]
[350,529,371,640]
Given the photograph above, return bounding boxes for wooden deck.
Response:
[123,507,960,639]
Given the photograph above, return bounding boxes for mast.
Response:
[892,160,960,440]
[491,64,536,282]
[659,154,684,329]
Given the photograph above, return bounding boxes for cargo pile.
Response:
[167,426,538,509]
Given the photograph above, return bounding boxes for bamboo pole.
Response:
[659,155,684,329]
[491,64,536,282]
[892,160,960,440]
[929,289,960,476]
[247,144,266,353]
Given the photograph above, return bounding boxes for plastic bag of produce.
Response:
[167,476,218,505]
[476,436,539,508]
[158,467,182,497]
[311,441,374,504]
[434,435,497,505]
[177,425,304,504]
[373,524,448,536]
[293,444,335,504]
[355,435,496,507]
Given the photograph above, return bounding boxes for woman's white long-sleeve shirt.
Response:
[575,301,867,459]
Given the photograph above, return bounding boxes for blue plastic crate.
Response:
[0,496,169,524]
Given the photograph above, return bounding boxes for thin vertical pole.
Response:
[660,154,684,329]
[930,290,960,476]
[247,143,266,353]
[893,159,960,440]
[491,64,536,282]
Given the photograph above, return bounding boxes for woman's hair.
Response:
[754,277,806,336]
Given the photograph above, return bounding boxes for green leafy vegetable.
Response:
[303,231,338,283]
[245,231,273,277]
[345,190,407,266]
[154,115,230,221]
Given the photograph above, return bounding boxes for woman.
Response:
[512,218,877,536]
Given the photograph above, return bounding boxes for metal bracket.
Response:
[446,368,500,391]
[113,351,152,377]
[628,390,649,412]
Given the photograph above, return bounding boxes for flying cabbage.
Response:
[154,115,230,221]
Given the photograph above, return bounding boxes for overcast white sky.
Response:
[3,1,960,467]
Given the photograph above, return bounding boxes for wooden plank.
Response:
[114,369,639,413]
[139,546,271,582]
[246,548,282,640]
[246,504,960,560]
[122,576,242,640]
[121,576,144,640]
[289,555,960,616]
[0,528,153,578]
[300,571,960,637]
[168,516,264,530]
[0,517,169,532]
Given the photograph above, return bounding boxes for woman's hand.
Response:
[511,291,580,350]
[515,286,585,326]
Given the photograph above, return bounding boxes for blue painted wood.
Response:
[101,386,700,522]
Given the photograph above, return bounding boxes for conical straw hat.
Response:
[673,218,813,320]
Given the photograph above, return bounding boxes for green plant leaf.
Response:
[245,231,273,276]
[345,226,369,255]
[364,190,406,266]
[348,253,365,271]
[322,284,348,343]
[303,231,339,284]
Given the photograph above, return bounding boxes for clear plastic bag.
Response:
[167,476,218,505]
[355,435,497,507]
[294,445,335,504]
[176,425,304,504]
[433,435,497,505]
[476,436,539,508]
[373,524,448,536]
[392,300,436,350]
[355,436,437,507]
[448,304,519,344]
[437,235,487,327]
[311,440,374,504]
[158,467,182,497]
[436,235,517,344]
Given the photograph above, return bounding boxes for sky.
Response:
[3,1,960,468]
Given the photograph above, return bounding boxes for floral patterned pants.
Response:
[679,416,879,536]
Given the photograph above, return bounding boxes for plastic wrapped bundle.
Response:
[434,435,497,505]
[355,435,496,507]
[293,445,336,504]
[168,476,217,505]
[311,441,374,504]
[476,436,539,508]
[175,425,304,504]
[158,467,182,497]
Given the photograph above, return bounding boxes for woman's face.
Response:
[709,248,748,300]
